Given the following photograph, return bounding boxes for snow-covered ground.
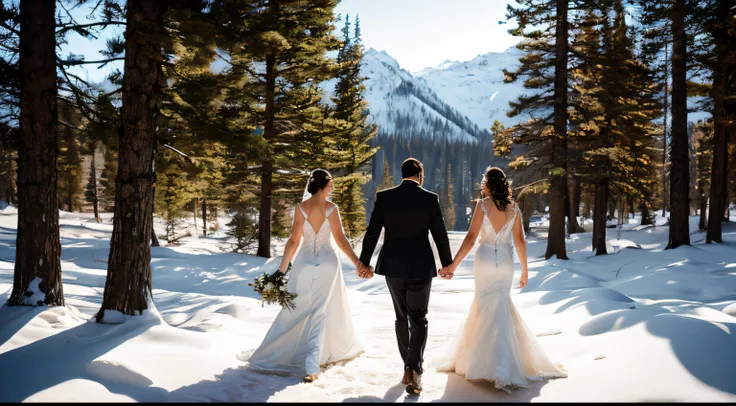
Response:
[1,207,735,402]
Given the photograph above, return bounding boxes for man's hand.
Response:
[439,266,454,280]
[364,266,375,279]
[357,262,372,278]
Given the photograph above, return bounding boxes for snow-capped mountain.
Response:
[322,48,491,143]
[414,46,526,130]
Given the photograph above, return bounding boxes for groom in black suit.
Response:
[359,158,453,395]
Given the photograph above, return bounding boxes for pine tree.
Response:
[504,0,570,259]
[99,146,118,211]
[667,0,690,249]
[330,15,378,240]
[570,1,660,253]
[216,0,341,258]
[443,163,457,231]
[8,0,63,306]
[689,0,736,243]
[378,156,394,191]
[692,120,714,230]
[57,99,84,212]
[97,0,171,321]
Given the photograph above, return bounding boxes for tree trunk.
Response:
[8,0,63,306]
[202,197,207,237]
[574,181,581,217]
[667,0,690,249]
[592,181,608,255]
[257,54,277,258]
[640,198,653,226]
[96,0,167,321]
[662,43,670,216]
[706,0,729,242]
[193,197,198,235]
[699,193,708,231]
[567,173,583,233]
[545,0,569,260]
[7,151,15,205]
[91,150,101,223]
[608,196,616,219]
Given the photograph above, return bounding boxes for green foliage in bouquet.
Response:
[248,265,298,311]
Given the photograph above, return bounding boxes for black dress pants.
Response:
[386,277,432,374]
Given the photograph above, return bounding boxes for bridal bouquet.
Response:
[249,262,298,311]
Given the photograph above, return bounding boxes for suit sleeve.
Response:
[430,195,453,267]
[360,194,384,266]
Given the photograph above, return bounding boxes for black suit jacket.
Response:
[360,180,453,279]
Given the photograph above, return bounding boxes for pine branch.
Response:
[56,21,126,36]
[58,57,125,66]
[0,21,19,36]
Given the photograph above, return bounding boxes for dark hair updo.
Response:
[481,167,512,211]
[307,169,333,195]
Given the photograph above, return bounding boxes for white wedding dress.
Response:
[436,200,567,392]
[239,204,364,376]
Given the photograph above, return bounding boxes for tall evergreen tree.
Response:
[8,0,63,306]
[692,120,713,230]
[667,0,690,249]
[97,0,170,321]
[504,0,570,259]
[330,15,378,240]
[217,0,341,258]
[690,0,736,243]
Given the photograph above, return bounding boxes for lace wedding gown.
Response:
[239,204,364,376]
[435,200,567,392]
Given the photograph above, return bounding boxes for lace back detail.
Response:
[299,203,336,256]
[479,199,517,247]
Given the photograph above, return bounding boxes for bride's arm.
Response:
[328,206,362,268]
[446,200,484,274]
[278,205,305,273]
[512,206,529,288]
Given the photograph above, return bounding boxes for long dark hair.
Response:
[481,167,512,211]
[307,169,332,195]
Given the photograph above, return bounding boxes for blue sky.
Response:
[60,0,519,84]
[334,0,519,72]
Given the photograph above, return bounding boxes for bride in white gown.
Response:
[436,167,567,393]
[239,169,369,382]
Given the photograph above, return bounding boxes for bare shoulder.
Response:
[327,201,338,213]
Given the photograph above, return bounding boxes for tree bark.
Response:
[8,0,63,307]
[193,196,198,235]
[667,0,691,249]
[91,149,101,223]
[7,151,15,205]
[522,197,532,234]
[592,181,608,255]
[257,53,277,258]
[608,196,616,219]
[567,173,583,233]
[706,0,729,243]
[202,197,207,237]
[545,0,569,260]
[640,198,653,226]
[699,193,708,231]
[96,0,167,321]
[662,44,670,216]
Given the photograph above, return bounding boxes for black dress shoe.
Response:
[405,369,422,395]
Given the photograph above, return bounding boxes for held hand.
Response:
[439,265,455,280]
[356,262,370,278]
[519,271,528,288]
[365,266,375,279]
